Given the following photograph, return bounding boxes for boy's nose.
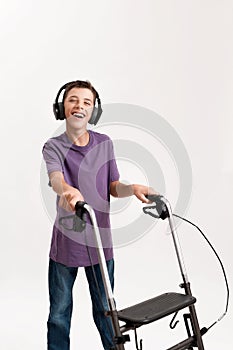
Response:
[75,102,84,110]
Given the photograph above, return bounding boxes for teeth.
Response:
[73,113,85,118]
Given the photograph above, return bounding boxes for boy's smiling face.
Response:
[64,87,95,125]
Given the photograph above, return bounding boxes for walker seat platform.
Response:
[118,292,196,326]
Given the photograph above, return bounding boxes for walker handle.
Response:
[146,194,164,203]
[75,201,87,211]
[58,201,87,232]
[144,195,169,220]
[72,201,87,232]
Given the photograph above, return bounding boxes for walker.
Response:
[62,195,227,349]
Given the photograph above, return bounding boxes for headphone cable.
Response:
[173,213,230,332]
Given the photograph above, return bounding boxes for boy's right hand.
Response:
[59,188,84,212]
[49,171,84,212]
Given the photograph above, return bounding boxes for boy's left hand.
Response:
[132,184,158,203]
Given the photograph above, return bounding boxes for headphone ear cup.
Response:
[89,105,103,125]
[53,102,66,120]
[88,107,98,125]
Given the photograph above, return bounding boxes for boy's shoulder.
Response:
[43,132,71,151]
[90,130,112,143]
[46,132,67,143]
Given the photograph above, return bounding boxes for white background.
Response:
[0,0,232,349]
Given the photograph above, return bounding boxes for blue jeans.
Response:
[47,258,115,350]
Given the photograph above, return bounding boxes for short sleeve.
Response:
[42,141,63,175]
[109,140,120,183]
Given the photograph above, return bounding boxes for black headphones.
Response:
[53,80,103,125]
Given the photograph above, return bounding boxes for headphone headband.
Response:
[53,80,102,125]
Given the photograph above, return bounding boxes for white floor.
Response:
[1,269,232,350]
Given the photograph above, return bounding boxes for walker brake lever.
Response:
[143,195,169,220]
[59,201,87,232]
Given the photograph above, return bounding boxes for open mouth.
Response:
[72,112,85,119]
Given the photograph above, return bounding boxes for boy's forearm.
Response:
[49,171,84,211]
[110,181,156,203]
[49,171,72,196]
[110,181,134,198]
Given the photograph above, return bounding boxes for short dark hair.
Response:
[62,80,98,103]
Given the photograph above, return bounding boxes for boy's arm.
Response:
[110,180,156,203]
[49,171,84,212]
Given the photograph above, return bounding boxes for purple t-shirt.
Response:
[42,131,120,267]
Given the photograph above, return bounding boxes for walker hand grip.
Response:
[144,195,169,220]
[75,201,87,211]
[73,201,87,232]
[145,194,164,203]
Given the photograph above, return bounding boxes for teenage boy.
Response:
[42,80,155,350]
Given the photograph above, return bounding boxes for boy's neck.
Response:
[66,127,90,146]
